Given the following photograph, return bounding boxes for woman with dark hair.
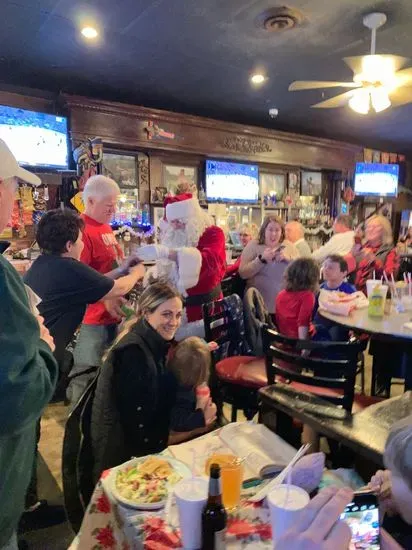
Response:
[239,215,299,314]
[90,282,184,479]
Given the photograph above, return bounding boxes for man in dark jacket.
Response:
[0,139,58,550]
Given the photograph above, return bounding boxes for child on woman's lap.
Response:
[168,336,217,432]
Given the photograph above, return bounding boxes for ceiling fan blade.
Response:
[389,87,412,107]
[343,55,409,75]
[394,67,412,87]
[289,81,359,91]
[311,90,356,109]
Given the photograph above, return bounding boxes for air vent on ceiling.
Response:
[256,6,305,32]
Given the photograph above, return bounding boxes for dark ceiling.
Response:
[2,0,412,152]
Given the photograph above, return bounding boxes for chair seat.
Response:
[215,356,267,389]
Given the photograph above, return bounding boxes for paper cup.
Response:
[175,477,208,549]
[366,280,382,298]
[267,484,310,547]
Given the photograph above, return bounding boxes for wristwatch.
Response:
[258,254,267,264]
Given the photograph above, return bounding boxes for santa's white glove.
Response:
[136,244,170,262]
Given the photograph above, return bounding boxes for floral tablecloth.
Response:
[68,468,273,550]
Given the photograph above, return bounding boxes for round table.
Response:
[319,307,412,341]
[319,307,412,393]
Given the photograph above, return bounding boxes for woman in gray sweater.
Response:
[239,215,299,314]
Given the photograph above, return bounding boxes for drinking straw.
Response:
[409,273,412,297]
[404,273,408,285]
[391,273,400,301]
[373,270,376,280]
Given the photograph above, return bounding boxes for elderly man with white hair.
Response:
[67,175,140,407]
[285,220,312,257]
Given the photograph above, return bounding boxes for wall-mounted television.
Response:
[0,105,69,170]
[354,162,399,198]
[205,160,259,203]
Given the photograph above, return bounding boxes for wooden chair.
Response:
[203,294,267,422]
[264,328,363,410]
[263,328,382,453]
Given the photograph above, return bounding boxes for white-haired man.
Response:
[67,175,139,406]
[139,193,226,331]
[0,139,58,550]
[285,221,311,257]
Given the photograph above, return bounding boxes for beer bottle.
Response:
[201,463,227,549]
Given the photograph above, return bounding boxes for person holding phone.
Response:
[239,215,299,315]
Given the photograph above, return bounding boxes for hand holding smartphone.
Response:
[340,491,380,549]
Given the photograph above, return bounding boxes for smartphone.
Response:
[340,492,380,549]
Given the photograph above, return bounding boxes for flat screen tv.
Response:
[205,160,259,203]
[354,162,399,198]
[0,105,69,169]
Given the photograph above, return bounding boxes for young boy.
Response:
[313,254,356,341]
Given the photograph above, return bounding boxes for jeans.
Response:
[67,324,117,409]
[1,533,18,550]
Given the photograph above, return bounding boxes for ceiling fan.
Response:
[288,12,412,114]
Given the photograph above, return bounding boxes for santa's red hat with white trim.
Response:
[164,193,199,221]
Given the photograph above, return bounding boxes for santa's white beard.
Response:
[161,215,211,248]
[162,227,189,248]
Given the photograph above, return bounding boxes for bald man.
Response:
[285,221,311,257]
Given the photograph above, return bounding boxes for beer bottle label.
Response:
[214,528,226,549]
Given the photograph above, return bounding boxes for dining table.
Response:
[259,385,412,467]
[319,306,412,393]
[67,424,296,550]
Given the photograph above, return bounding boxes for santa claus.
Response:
[137,194,226,335]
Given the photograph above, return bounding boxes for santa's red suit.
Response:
[138,194,226,325]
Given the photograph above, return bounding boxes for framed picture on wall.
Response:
[153,206,165,228]
[288,172,300,199]
[163,165,197,196]
[103,153,137,189]
[301,171,322,196]
[260,173,286,199]
[152,186,167,203]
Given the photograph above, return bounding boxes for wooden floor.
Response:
[21,351,403,549]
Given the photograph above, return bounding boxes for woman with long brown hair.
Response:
[90,282,184,479]
[239,215,299,313]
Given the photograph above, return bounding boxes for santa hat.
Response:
[164,193,199,221]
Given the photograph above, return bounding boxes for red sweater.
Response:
[275,289,315,338]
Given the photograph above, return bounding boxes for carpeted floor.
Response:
[20,352,403,549]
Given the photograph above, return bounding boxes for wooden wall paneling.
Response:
[64,95,363,172]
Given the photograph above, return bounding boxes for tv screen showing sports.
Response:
[206,160,259,203]
[0,105,69,169]
[354,162,399,198]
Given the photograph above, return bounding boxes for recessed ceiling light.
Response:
[250,73,266,85]
[81,26,98,39]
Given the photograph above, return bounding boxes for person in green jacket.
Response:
[0,139,58,550]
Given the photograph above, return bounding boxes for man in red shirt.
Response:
[68,175,139,406]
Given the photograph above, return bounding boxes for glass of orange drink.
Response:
[205,454,243,510]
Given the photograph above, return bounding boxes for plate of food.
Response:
[110,455,191,509]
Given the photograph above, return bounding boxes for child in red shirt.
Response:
[275,258,320,339]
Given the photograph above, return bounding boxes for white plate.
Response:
[109,455,192,510]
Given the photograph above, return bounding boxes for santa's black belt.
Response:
[184,284,222,307]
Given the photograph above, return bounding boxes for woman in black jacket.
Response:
[90,282,183,480]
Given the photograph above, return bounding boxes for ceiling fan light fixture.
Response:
[349,89,370,114]
[371,87,391,112]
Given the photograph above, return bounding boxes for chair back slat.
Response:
[263,327,361,412]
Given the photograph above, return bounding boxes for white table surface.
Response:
[319,307,412,341]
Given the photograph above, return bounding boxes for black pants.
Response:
[370,339,404,396]
[25,419,41,509]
